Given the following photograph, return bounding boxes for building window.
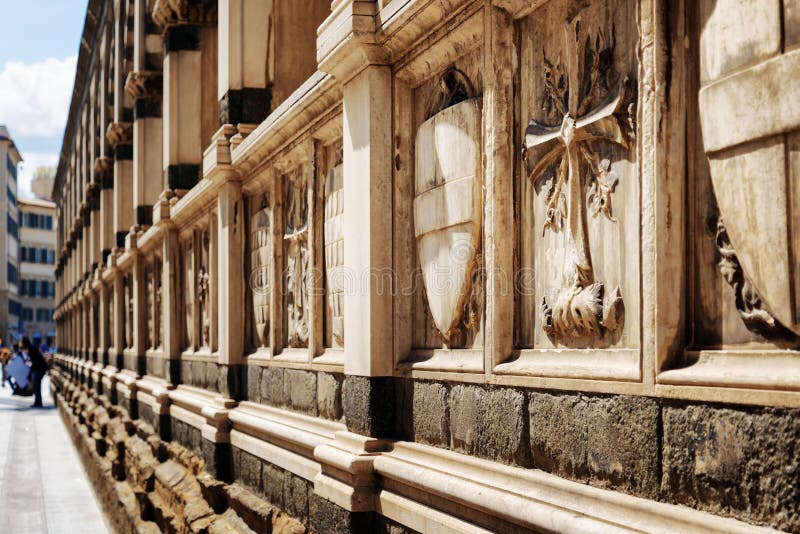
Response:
[7,187,16,206]
[24,307,33,321]
[7,154,16,180]
[7,214,17,238]
[7,263,17,284]
[9,299,21,317]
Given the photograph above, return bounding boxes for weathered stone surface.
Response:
[206,361,220,392]
[317,372,344,421]
[284,369,317,415]
[662,402,800,531]
[261,367,286,406]
[449,385,529,466]
[283,472,310,525]
[528,392,659,498]
[247,364,262,403]
[312,495,375,534]
[262,461,286,508]
[343,376,395,438]
[405,380,449,446]
[233,447,263,493]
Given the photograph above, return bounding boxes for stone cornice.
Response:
[152,0,217,29]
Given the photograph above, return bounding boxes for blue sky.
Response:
[0,0,88,197]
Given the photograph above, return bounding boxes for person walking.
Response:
[22,337,47,408]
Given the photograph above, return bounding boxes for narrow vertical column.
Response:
[132,249,147,376]
[484,6,515,371]
[316,0,397,435]
[338,65,394,435]
[98,281,110,366]
[127,0,163,228]
[217,178,244,399]
[110,0,135,249]
[312,8,397,524]
[218,0,273,125]
[156,0,217,193]
[163,26,203,191]
[161,223,181,385]
[112,258,125,370]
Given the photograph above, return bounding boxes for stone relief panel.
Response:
[517,0,639,350]
[249,192,273,351]
[283,167,310,348]
[180,219,215,352]
[322,142,344,348]
[124,273,134,349]
[411,49,484,351]
[198,227,211,349]
[183,235,196,349]
[690,0,800,349]
[145,262,154,349]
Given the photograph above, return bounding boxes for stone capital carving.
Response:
[124,71,163,101]
[106,122,133,148]
[152,0,216,28]
[93,156,113,178]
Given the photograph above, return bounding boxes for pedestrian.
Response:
[22,337,47,408]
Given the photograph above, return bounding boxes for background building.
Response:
[18,197,56,344]
[52,1,800,532]
[0,125,21,344]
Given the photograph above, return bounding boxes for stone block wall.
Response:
[397,379,800,531]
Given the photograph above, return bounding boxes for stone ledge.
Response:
[373,442,772,534]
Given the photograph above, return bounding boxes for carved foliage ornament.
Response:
[715,219,796,341]
[414,69,483,345]
[524,9,635,347]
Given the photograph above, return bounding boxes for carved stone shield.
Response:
[699,3,800,335]
[413,99,482,341]
[183,238,195,345]
[250,205,272,348]
[324,163,345,347]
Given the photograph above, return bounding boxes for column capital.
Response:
[124,71,163,101]
[106,121,133,148]
[317,0,388,83]
[152,0,216,29]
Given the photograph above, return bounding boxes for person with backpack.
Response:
[22,337,47,408]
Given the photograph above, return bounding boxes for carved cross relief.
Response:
[524,9,634,347]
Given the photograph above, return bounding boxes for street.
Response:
[0,375,108,533]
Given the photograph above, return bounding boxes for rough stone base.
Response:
[54,372,308,534]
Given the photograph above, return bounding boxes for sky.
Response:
[0,0,88,198]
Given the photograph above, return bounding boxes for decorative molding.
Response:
[372,442,769,534]
[714,218,797,341]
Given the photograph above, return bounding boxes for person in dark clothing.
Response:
[22,337,47,407]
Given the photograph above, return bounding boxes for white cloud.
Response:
[0,55,77,138]
[17,152,58,199]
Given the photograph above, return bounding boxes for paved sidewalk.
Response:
[0,376,109,534]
